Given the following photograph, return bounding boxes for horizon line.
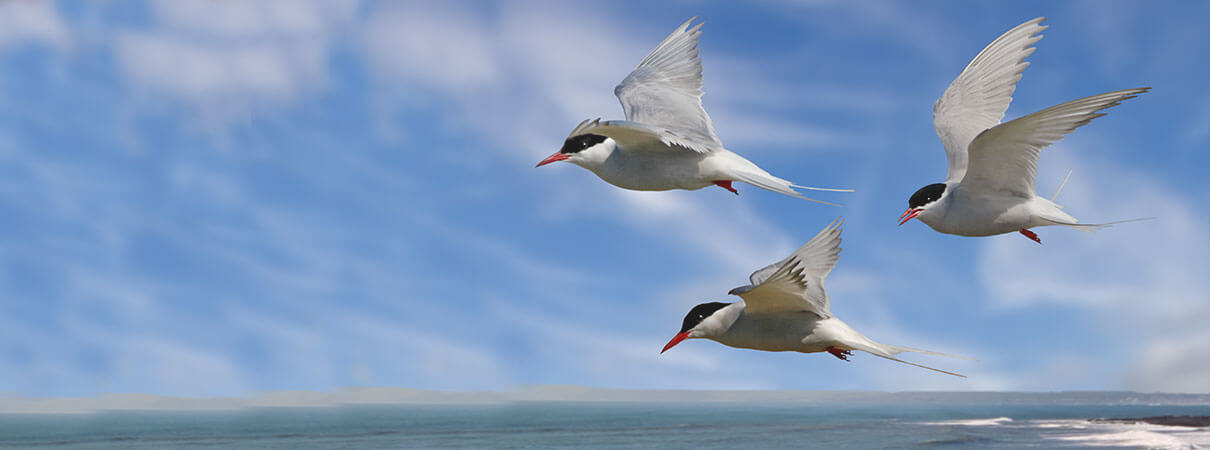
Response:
[3,386,1208,415]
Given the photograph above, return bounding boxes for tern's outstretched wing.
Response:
[614,17,722,154]
[960,88,1149,196]
[933,17,1046,183]
[731,218,843,317]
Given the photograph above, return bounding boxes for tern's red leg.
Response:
[713,180,738,195]
[826,347,852,361]
[1019,228,1042,244]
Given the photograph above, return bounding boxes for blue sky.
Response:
[0,0,1206,397]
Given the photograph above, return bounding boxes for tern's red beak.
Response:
[661,332,690,354]
[535,152,569,167]
[898,208,922,226]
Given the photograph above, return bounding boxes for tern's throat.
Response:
[914,194,954,229]
[698,302,745,338]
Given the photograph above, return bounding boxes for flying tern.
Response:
[536,18,851,204]
[661,218,968,377]
[899,17,1149,243]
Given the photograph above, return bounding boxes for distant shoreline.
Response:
[1093,415,1210,427]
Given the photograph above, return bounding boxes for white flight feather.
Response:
[614,17,722,154]
[934,17,1047,183]
[960,87,1151,197]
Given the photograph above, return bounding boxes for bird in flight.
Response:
[536,18,851,204]
[899,17,1149,243]
[661,218,968,377]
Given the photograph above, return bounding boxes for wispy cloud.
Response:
[0,0,68,52]
[112,0,359,122]
[360,2,500,92]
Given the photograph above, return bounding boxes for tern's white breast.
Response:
[714,311,826,352]
[921,187,1051,236]
[591,146,717,191]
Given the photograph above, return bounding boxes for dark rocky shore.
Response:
[1093,416,1210,427]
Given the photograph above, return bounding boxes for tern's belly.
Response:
[594,151,712,191]
[715,313,825,353]
[925,216,1023,237]
[923,192,1037,236]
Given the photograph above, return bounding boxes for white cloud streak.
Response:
[113,0,358,121]
[0,0,68,51]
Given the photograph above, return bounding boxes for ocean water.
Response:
[2,402,1209,449]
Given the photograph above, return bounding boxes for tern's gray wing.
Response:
[731,218,843,317]
[747,260,782,288]
[613,17,722,154]
[961,88,1149,197]
[570,119,677,152]
[933,17,1045,183]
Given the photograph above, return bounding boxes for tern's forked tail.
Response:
[850,340,970,378]
[1048,217,1157,234]
[728,169,851,206]
[792,183,856,193]
[1043,171,1154,233]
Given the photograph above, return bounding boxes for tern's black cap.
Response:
[560,134,606,154]
[908,183,946,208]
[680,302,729,333]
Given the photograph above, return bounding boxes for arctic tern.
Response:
[661,218,968,377]
[536,18,851,204]
[899,17,1149,243]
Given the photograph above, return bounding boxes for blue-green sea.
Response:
[2,402,1208,449]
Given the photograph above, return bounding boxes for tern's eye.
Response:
[908,183,947,208]
[561,133,607,154]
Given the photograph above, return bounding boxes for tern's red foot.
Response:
[1019,228,1042,244]
[826,347,852,361]
[713,180,738,195]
